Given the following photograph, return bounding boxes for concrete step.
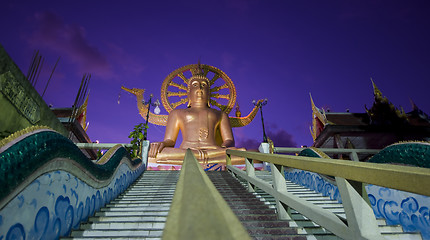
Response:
[80,221,165,230]
[99,206,170,212]
[207,171,307,239]
[106,203,171,208]
[88,216,167,223]
[114,196,174,200]
[110,200,172,204]
[70,229,163,238]
[94,210,169,217]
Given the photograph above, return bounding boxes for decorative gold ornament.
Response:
[309,93,331,141]
[199,128,209,141]
[0,125,53,149]
[161,64,237,113]
[309,147,331,159]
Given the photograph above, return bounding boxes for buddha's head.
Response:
[187,63,210,107]
[187,74,210,107]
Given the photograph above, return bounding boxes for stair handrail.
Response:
[76,141,150,167]
[227,149,430,196]
[273,147,381,161]
[226,149,430,240]
[76,143,134,149]
[163,149,251,240]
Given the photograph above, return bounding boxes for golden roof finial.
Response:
[370,78,384,101]
[309,93,328,141]
[310,93,326,120]
[190,60,208,81]
[235,102,241,117]
[310,92,316,110]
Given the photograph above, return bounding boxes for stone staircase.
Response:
[63,171,179,239]
[206,171,309,240]
[64,170,423,239]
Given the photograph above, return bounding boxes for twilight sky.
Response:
[1,1,429,149]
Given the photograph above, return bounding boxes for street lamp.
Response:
[142,94,160,140]
[253,98,268,143]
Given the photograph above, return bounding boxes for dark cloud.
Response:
[28,11,110,76]
[235,124,297,149]
[106,43,146,77]
[266,128,297,147]
[236,138,260,150]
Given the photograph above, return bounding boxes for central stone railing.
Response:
[163,149,250,240]
[226,149,430,240]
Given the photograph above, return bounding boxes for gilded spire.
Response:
[371,78,386,103]
[310,93,326,122]
[235,102,241,117]
[366,79,408,125]
[190,60,208,81]
[309,93,328,141]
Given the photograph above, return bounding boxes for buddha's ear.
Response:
[186,86,191,107]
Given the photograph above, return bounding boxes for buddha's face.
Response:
[188,78,210,107]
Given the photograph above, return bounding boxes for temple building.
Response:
[310,80,430,161]
[0,44,95,159]
[51,106,97,159]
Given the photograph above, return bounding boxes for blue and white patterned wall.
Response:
[0,163,144,239]
[285,168,341,203]
[285,168,430,239]
[367,184,430,239]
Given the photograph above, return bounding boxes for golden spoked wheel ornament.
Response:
[160,64,237,114]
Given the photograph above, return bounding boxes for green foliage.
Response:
[97,150,103,159]
[128,123,148,158]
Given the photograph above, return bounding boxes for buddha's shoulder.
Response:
[206,108,225,117]
[167,109,183,118]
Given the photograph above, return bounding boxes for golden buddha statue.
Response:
[148,68,244,165]
[122,63,263,167]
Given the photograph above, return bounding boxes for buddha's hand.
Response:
[149,142,165,158]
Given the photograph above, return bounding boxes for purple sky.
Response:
[1,1,429,149]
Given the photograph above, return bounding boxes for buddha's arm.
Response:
[220,112,235,148]
[148,111,180,157]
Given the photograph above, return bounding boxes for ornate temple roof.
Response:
[310,81,430,156]
[365,79,408,126]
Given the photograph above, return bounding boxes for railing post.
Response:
[141,140,150,168]
[226,152,238,178]
[226,152,232,166]
[349,150,359,162]
[245,157,256,192]
[270,163,291,220]
[335,177,384,240]
[348,180,371,207]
